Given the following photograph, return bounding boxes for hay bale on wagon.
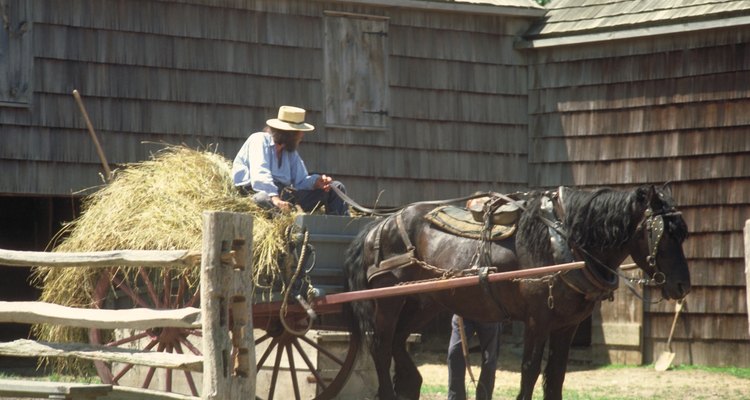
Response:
[31,146,299,371]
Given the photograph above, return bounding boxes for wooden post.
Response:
[201,212,255,399]
[745,220,750,336]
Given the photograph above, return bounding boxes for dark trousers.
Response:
[447,315,500,400]
[241,181,349,216]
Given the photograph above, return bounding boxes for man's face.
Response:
[275,130,305,152]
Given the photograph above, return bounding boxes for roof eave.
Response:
[517,14,750,49]
[322,0,547,18]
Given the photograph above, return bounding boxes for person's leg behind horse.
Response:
[448,315,471,400]
[291,180,349,215]
[475,321,500,400]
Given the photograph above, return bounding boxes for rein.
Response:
[330,185,503,217]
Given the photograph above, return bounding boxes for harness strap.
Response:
[473,198,511,321]
[368,213,418,281]
[395,212,414,252]
[330,184,513,217]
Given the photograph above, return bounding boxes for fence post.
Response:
[201,211,255,399]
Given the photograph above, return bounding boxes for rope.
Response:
[279,229,315,336]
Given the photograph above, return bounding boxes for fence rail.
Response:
[0,211,255,400]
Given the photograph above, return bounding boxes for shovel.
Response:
[655,299,684,371]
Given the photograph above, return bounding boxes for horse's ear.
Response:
[661,181,674,197]
[635,185,663,211]
[635,185,653,205]
[648,184,668,211]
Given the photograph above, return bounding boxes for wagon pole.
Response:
[73,89,113,182]
[254,261,587,317]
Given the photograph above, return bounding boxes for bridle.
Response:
[638,206,683,287]
[537,189,684,304]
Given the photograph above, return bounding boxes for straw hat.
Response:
[266,106,315,132]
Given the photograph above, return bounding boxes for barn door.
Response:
[323,12,389,129]
[0,0,32,106]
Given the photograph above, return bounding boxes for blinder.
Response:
[641,207,682,286]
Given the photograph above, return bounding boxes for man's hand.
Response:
[314,174,333,191]
[271,195,292,212]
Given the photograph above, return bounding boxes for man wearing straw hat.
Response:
[232,105,349,215]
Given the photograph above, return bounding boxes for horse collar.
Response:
[539,190,574,265]
[544,188,620,300]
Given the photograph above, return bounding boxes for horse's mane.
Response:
[564,188,641,253]
[515,188,642,266]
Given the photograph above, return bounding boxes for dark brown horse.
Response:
[343,185,690,400]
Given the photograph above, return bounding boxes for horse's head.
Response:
[628,184,691,300]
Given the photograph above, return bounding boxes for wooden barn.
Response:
[520,0,750,367]
[0,0,748,370]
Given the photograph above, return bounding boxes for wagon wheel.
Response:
[254,315,360,400]
[88,266,203,396]
[89,266,360,399]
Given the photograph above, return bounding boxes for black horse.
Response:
[343,185,690,400]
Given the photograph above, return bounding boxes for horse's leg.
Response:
[371,296,406,400]
[516,321,548,400]
[391,301,438,399]
[542,324,577,400]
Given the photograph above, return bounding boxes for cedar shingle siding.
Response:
[0,0,748,367]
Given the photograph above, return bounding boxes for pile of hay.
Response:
[32,146,298,358]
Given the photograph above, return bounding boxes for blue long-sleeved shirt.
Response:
[231,131,318,197]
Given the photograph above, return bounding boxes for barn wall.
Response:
[527,26,750,366]
[0,0,536,205]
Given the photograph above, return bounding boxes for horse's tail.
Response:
[342,221,377,351]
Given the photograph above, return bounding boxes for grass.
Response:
[419,363,750,400]
[672,364,750,380]
[0,371,101,383]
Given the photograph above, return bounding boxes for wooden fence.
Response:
[0,211,255,400]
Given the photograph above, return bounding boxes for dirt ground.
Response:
[411,342,750,400]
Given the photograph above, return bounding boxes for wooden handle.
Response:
[73,89,113,181]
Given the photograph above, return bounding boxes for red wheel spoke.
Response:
[106,331,150,347]
[173,341,199,396]
[93,270,113,309]
[175,274,187,308]
[111,274,151,308]
[299,335,345,366]
[142,366,157,389]
[285,343,301,400]
[142,342,166,389]
[178,336,202,356]
[138,267,161,307]
[268,343,285,400]
[255,333,272,346]
[90,269,207,397]
[112,363,135,384]
[186,329,202,338]
[256,336,280,370]
[162,269,172,307]
[111,339,158,384]
[165,345,173,392]
[185,287,200,308]
[292,339,327,392]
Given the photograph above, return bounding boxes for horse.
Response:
[343,184,690,400]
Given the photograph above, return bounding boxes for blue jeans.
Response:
[447,315,500,400]
[247,181,349,216]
